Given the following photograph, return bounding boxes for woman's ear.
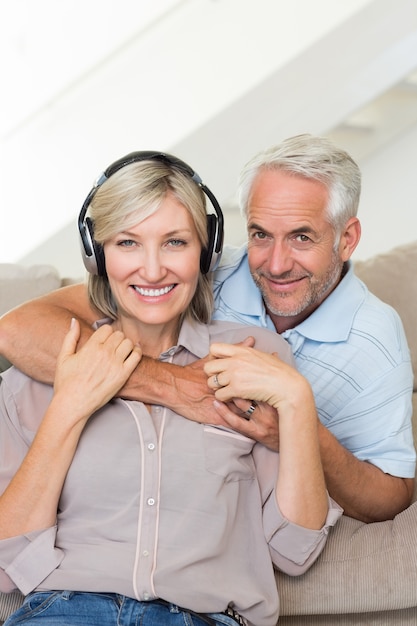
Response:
[338,217,361,262]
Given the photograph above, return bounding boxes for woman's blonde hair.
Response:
[87,159,214,323]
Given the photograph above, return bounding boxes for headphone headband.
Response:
[78,151,224,275]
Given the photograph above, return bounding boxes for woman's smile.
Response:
[131,283,176,298]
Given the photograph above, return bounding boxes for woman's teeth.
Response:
[133,285,175,297]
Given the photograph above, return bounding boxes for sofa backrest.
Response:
[0,264,63,372]
[0,264,62,316]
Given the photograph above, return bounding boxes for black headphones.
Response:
[78,151,224,276]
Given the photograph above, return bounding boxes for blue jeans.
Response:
[4,591,241,626]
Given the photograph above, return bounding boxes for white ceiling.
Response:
[1,0,417,272]
[328,68,417,162]
[0,0,182,138]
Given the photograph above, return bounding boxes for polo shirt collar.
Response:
[286,262,366,343]
[218,248,267,320]
[218,249,366,343]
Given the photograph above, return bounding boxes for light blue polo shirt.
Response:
[212,245,415,478]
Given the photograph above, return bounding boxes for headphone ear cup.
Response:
[200,214,218,274]
[80,217,106,276]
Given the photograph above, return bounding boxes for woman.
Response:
[0,153,342,626]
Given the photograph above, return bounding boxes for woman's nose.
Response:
[139,250,167,282]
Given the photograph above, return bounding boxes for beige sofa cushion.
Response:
[0,264,62,373]
[0,591,23,624]
[354,241,417,389]
[0,264,61,317]
[278,500,417,616]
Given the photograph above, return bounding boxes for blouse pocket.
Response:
[203,425,255,481]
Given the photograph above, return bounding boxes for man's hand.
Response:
[118,337,259,427]
[170,354,220,423]
[211,398,280,451]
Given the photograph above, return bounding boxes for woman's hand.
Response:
[53,319,142,422]
[0,320,142,539]
[204,342,312,411]
[204,342,328,529]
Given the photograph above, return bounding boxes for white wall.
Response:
[11,117,417,278]
[354,124,417,260]
[17,122,417,279]
[2,0,417,278]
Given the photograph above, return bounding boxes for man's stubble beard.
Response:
[252,252,344,318]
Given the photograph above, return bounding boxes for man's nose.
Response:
[267,240,294,275]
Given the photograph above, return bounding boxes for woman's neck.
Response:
[113,317,180,359]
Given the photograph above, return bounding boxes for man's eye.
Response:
[295,234,312,243]
[252,231,268,240]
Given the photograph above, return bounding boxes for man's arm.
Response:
[1,287,412,522]
[0,283,220,422]
[318,424,414,522]
[0,284,95,383]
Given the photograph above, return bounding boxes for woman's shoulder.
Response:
[207,320,294,365]
[1,366,53,405]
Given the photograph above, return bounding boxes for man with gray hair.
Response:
[0,134,414,523]
[210,134,414,522]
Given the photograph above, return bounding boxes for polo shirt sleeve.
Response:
[324,360,415,478]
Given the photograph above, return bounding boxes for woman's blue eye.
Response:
[118,239,136,247]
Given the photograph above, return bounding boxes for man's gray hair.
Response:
[237,134,361,235]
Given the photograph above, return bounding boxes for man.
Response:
[0,134,414,523]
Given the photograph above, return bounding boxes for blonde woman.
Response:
[0,153,341,626]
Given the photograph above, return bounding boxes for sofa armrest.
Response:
[278,495,417,616]
[0,590,24,624]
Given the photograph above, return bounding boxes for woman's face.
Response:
[104,192,201,337]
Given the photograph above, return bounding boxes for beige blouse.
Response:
[0,319,342,626]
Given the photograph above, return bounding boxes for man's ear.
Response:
[339,217,361,262]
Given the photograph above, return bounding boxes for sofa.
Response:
[0,240,416,625]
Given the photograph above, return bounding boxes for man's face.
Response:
[247,169,347,333]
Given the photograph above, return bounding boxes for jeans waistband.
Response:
[155,598,247,626]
